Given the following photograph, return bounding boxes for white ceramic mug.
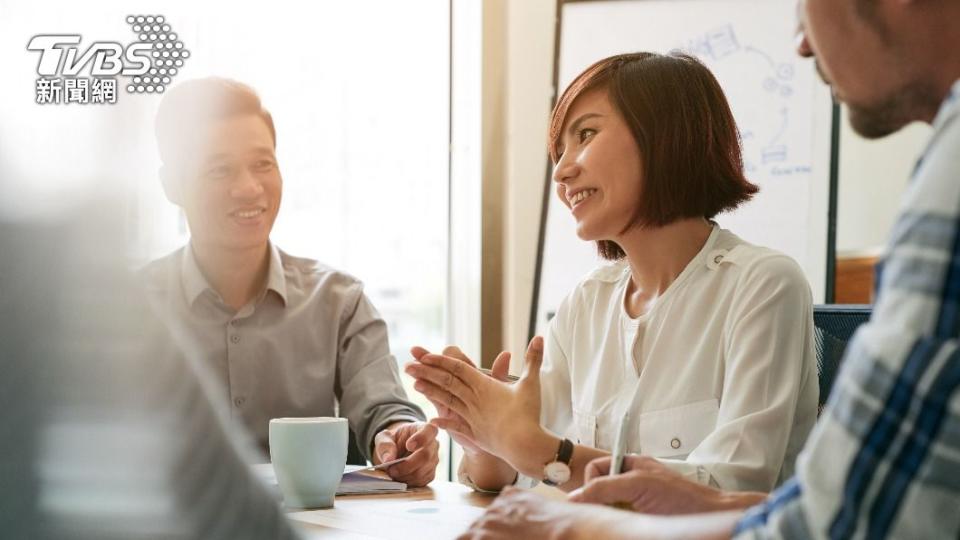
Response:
[269,417,348,509]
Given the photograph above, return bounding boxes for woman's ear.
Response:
[159,164,183,206]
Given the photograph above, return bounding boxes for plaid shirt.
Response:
[735,80,960,539]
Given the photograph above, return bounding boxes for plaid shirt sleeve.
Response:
[734,81,960,539]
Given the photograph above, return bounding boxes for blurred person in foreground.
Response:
[141,78,438,486]
[458,0,960,538]
[0,203,301,539]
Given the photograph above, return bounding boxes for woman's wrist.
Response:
[503,426,559,479]
[461,450,516,491]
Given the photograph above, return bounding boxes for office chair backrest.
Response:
[813,304,872,412]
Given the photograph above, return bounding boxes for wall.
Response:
[502,0,557,362]
[480,0,508,365]
[836,107,931,255]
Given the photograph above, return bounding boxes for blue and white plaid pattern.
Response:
[735,81,960,539]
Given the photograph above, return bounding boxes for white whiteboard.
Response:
[534,0,834,333]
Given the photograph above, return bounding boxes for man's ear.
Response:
[159,163,184,206]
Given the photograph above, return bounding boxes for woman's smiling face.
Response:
[552,88,644,242]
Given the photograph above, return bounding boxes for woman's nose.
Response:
[552,154,578,185]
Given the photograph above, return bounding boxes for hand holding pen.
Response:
[568,453,738,515]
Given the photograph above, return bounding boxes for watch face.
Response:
[544,461,571,485]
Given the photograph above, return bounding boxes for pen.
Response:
[478,368,520,382]
[609,411,632,510]
[610,411,630,476]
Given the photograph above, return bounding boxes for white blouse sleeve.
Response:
[657,254,819,492]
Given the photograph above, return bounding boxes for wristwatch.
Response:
[542,438,574,486]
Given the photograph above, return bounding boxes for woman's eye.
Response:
[578,128,596,143]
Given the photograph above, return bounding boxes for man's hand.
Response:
[372,421,439,487]
[459,487,634,540]
[568,455,764,515]
[456,487,591,540]
[459,486,747,540]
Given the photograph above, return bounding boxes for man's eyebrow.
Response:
[567,113,603,136]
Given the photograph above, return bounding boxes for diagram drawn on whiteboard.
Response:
[677,24,808,176]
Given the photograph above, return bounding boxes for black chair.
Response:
[813,304,872,412]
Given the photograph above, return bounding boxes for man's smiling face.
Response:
[177,113,282,251]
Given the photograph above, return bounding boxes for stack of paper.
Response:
[251,462,408,498]
[338,465,407,495]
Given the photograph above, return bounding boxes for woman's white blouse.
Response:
[538,226,819,491]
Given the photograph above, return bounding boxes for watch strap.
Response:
[555,437,574,465]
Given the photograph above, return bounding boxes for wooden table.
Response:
[288,481,498,539]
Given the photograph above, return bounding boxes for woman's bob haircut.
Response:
[549,52,758,260]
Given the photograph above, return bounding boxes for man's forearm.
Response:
[712,490,767,512]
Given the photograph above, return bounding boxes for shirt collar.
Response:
[181,243,211,306]
[180,242,289,307]
[264,243,289,306]
[931,79,960,133]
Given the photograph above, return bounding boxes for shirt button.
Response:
[230,335,240,344]
[707,249,727,270]
[670,438,681,450]
[230,320,238,327]
[234,397,245,407]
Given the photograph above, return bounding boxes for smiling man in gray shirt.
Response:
[141,77,439,487]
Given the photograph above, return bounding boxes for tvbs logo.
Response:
[28,15,189,105]
[27,35,152,77]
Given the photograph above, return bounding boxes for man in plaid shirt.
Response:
[459,0,960,538]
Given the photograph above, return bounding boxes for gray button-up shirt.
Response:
[141,243,424,461]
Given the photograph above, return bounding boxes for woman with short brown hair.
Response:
[549,51,758,259]
[407,52,818,497]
